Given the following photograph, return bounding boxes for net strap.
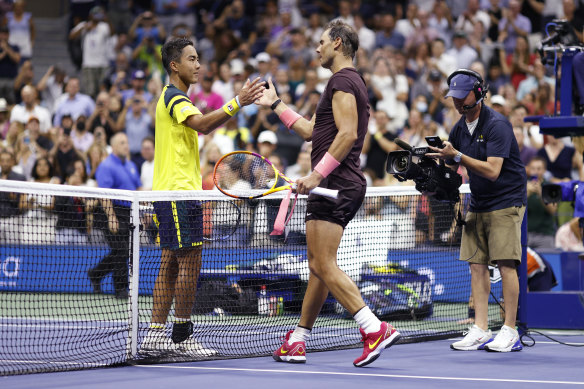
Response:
[270,189,298,236]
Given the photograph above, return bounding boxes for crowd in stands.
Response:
[1,0,584,248]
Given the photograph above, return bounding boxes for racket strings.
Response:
[215,154,277,197]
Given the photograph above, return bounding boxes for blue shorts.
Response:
[153,200,203,250]
[306,177,366,228]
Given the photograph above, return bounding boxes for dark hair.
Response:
[142,136,155,146]
[31,157,55,180]
[324,20,359,59]
[161,38,194,75]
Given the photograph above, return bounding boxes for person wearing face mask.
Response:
[70,115,94,153]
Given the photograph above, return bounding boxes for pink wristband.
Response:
[279,108,302,129]
[314,152,340,178]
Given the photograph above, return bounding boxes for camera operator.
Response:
[427,69,527,352]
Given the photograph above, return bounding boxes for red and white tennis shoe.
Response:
[353,322,401,367]
[272,330,307,363]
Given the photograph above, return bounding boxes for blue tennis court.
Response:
[3,332,583,389]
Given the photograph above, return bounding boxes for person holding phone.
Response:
[526,156,557,249]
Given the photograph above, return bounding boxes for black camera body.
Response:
[539,19,583,64]
[386,144,462,203]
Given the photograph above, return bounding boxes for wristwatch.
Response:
[454,151,463,163]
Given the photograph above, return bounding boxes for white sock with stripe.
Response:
[353,306,381,334]
[288,326,311,345]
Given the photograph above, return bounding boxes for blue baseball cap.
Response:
[445,74,475,99]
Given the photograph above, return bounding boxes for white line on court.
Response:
[135,365,584,385]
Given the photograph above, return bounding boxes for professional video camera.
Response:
[386,138,462,203]
[539,19,582,65]
[542,181,584,218]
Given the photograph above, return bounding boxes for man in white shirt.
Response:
[10,85,51,133]
[140,136,154,191]
[68,6,111,98]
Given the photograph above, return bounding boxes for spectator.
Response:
[23,115,53,155]
[285,149,312,181]
[129,11,166,48]
[513,126,538,166]
[116,95,154,168]
[486,0,503,42]
[490,94,508,116]
[404,9,440,55]
[12,58,33,104]
[428,0,454,43]
[140,136,154,191]
[70,115,94,154]
[371,56,409,132]
[53,77,96,127]
[498,0,532,55]
[36,65,67,115]
[90,132,141,299]
[0,25,20,104]
[88,91,120,143]
[354,14,375,55]
[30,156,60,184]
[526,156,557,249]
[69,6,112,98]
[108,51,131,92]
[85,141,108,181]
[485,58,509,95]
[120,69,153,105]
[3,0,34,61]
[363,110,398,180]
[0,97,9,139]
[537,135,583,181]
[54,165,91,245]
[9,85,51,133]
[0,149,26,244]
[555,217,584,252]
[446,30,478,70]
[189,72,223,114]
[375,13,405,50]
[212,62,235,105]
[516,58,555,102]
[49,126,85,182]
[428,38,457,79]
[395,3,419,41]
[454,0,491,37]
[213,0,255,44]
[131,27,165,77]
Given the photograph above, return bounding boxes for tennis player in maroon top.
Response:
[256,20,400,367]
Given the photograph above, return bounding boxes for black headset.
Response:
[447,69,488,109]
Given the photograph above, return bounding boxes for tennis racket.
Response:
[202,199,242,241]
[213,151,338,199]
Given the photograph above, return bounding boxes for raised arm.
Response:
[184,77,265,134]
[255,77,315,141]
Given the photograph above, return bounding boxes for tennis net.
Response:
[0,180,506,375]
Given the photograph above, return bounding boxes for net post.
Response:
[127,192,141,360]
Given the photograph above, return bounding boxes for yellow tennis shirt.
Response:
[153,84,203,191]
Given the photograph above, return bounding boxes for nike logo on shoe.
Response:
[369,335,383,349]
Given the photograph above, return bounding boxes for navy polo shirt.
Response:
[96,153,141,206]
[448,105,526,212]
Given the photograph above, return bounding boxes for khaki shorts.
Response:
[460,205,525,266]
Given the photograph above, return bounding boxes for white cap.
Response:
[256,52,271,63]
[231,59,245,75]
[257,131,278,144]
[491,94,506,106]
[0,98,7,112]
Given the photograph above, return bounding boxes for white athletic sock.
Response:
[353,306,381,334]
[288,326,311,345]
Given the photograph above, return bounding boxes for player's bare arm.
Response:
[427,141,503,182]
[256,77,315,140]
[296,90,358,194]
[185,77,265,134]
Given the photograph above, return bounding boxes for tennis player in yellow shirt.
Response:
[140,38,264,356]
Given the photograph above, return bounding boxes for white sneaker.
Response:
[177,336,218,357]
[450,325,494,351]
[484,325,522,352]
[140,328,179,355]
